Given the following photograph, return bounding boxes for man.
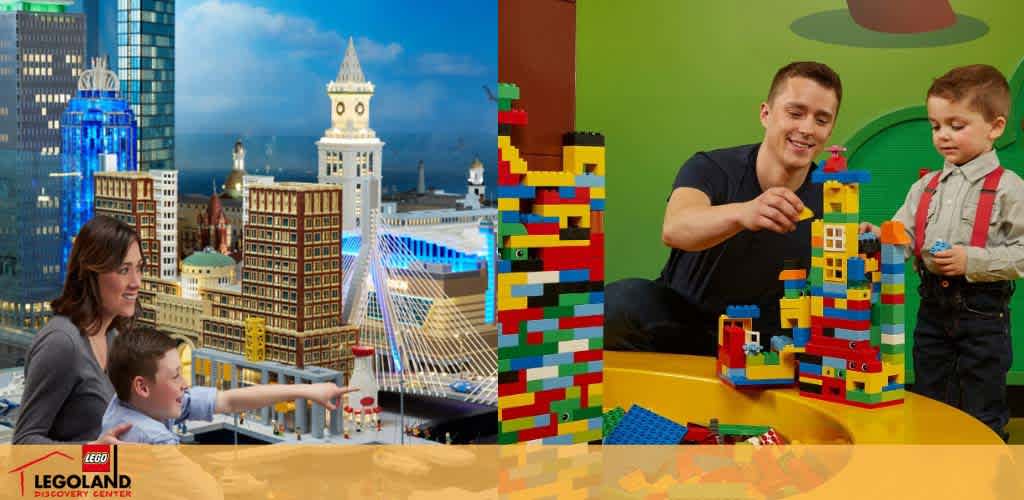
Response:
[605,61,842,355]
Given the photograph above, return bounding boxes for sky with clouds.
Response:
[175,0,496,136]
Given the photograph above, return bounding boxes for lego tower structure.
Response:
[496,83,605,444]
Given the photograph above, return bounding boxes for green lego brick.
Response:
[559,292,592,307]
[871,326,881,346]
[543,328,576,342]
[572,406,604,421]
[589,338,603,350]
[543,306,576,319]
[498,359,511,372]
[846,389,883,404]
[879,305,904,324]
[823,212,859,223]
[500,247,529,261]
[718,424,771,436]
[500,416,537,433]
[764,351,779,365]
[497,82,520,100]
[498,343,560,359]
[566,385,581,399]
[498,432,519,444]
[811,246,824,257]
[836,368,846,379]
[881,389,905,402]
[746,354,765,366]
[880,343,905,354]
[589,393,603,408]
[784,288,802,299]
[526,380,545,393]
[498,99,511,111]
[559,362,590,377]
[810,267,823,285]
[499,222,528,239]
[550,398,581,415]
[573,428,603,444]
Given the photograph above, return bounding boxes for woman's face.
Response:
[97,243,143,323]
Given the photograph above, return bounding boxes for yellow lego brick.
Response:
[812,296,824,316]
[499,392,537,409]
[498,198,520,211]
[881,389,905,402]
[845,184,860,214]
[524,170,577,187]
[499,296,527,311]
[500,416,539,432]
[847,288,870,301]
[557,419,590,436]
[882,283,905,295]
[845,370,888,393]
[536,203,591,227]
[812,219,824,238]
[498,272,528,289]
[590,187,605,199]
[843,223,859,256]
[507,235,590,247]
[562,145,606,176]
[799,376,823,386]
[882,352,905,367]
[811,256,824,269]
[822,181,844,213]
[834,298,846,309]
[823,366,836,378]
[746,364,793,380]
[589,383,603,396]
[779,296,810,329]
[864,257,879,273]
[779,346,799,367]
[572,428,603,444]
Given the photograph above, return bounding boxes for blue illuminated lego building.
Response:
[60,57,138,264]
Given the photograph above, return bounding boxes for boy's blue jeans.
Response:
[912,271,1014,441]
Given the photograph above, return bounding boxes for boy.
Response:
[102,328,356,444]
[863,64,1024,440]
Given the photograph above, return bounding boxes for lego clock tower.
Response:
[316,37,385,231]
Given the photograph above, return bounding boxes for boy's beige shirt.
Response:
[893,149,1024,282]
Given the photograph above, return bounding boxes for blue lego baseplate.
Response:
[604,404,688,445]
[726,305,760,319]
[929,239,951,254]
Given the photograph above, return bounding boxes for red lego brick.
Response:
[574,349,603,363]
[498,371,526,396]
[881,294,905,305]
[523,223,560,235]
[580,384,589,408]
[560,315,603,329]
[498,109,528,126]
[823,297,835,308]
[846,359,882,373]
[517,417,558,442]
[822,317,871,330]
[821,376,846,400]
[574,372,602,386]
[847,299,871,310]
[527,332,544,345]
[498,308,544,327]
[498,159,522,185]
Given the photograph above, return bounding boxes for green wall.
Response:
[577,0,1024,381]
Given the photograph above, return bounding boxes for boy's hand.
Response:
[740,187,804,233]
[91,423,132,445]
[858,222,881,236]
[304,383,357,411]
[933,245,967,276]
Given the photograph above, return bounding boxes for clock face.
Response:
[335,102,345,115]
[356,102,365,115]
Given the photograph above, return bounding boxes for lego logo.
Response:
[83,452,109,465]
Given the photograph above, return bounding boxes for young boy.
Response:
[102,328,356,444]
[863,64,1024,441]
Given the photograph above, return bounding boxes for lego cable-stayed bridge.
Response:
[342,211,497,406]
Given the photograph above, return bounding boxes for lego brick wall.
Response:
[576,0,1024,383]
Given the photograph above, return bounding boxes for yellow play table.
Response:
[604,351,1002,444]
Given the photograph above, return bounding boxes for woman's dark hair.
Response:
[51,215,141,337]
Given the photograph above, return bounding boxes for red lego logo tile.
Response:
[81,444,111,473]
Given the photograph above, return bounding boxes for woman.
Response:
[14,216,139,443]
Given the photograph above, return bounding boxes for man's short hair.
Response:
[927,64,1010,123]
[767,61,843,112]
[107,327,178,401]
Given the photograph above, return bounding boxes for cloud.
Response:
[175,0,404,134]
[415,52,488,76]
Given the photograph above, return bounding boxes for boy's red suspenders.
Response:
[913,166,1005,258]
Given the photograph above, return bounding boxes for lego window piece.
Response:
[824,257,845,281]
[824,224,845,252]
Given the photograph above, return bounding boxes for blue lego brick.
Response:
[859,232,878,242]
[881,273,905,285]
[881,323,905,334]
[771,335,794,352]
[542,376,575,390]
[882,383,905,392]
[575,326,603,339]
[847,257,865,281]
[589,417,603,430]
[834,328,871,341]
[560,269,590,282]
[799,362,823,376]
[520,213,561,224]
[604,405,688,445]
[499,260,512,273]
[810,286,823,296]
[792,328,811,347]
[525,318,559,331]
[501,211,521,223]
[881,263,904,275]
[543,434,575,445]
[511,284,544,297]
[784,280,807,290]
[822,282,847,299]
[590,198,606,211]
[822,357,847,370]
[590,292,604,303]
[881,245,904,260]
[534,414,551,427]
[497,186,536,199]
[929,239,951,254]
[586,360,604,372]
[811,170,872,184]
[542,352,574,366]
[824,307,870,321]
[498,334,520,348]
[726,368,746,377]
[721,374,795,386]
[726,305,761,319]
[509,356,545,371]
[574,174,605,187]
[574,303,604,316]
[559,186,578,198]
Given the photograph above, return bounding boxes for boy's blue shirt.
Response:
[101,386,217,444]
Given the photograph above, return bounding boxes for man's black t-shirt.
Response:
[658,143,823,339]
